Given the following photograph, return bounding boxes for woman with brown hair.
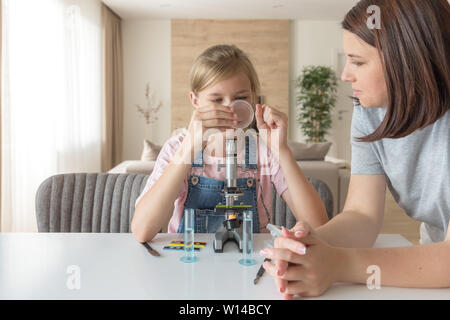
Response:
[256,0,450,298]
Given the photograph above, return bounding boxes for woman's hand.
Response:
[255,104,289,159]
[260,221,347,299]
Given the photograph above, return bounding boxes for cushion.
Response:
[288,141,332,160]
[126,161,156,175]
[140,139,161,161]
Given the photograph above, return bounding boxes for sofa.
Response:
[108,144,351,217]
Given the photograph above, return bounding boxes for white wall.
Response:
[122,20,171,161]
[122,19,353,162]
[289,20,353,160]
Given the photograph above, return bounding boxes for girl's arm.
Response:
[132,104,237,243]
[131,140,192,243]
[255,104,386,246]
[255,104,328,228]
[278,146,328,228]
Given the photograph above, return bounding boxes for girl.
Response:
[131,44,329,242]
[261,0,450,298]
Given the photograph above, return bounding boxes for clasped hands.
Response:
[260,221,346,299]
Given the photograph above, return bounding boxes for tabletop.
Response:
[1,232,449,300]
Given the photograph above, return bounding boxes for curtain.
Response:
[101,4,123,172]
[1,0,102,232]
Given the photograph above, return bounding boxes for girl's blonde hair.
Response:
[189,44,260,105]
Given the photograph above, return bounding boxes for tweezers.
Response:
[141,242,161,257]
[253,258,271,284]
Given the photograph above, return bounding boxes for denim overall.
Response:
[177,136,260,234]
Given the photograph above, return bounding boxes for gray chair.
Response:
[35,173,149,232]
[272,177,333,229]
[35,173,332,232]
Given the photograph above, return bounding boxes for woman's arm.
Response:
[342,233,450,288]
[263,173,386,297]
[314,174,387,248]
[263,226,450,298]
[262,174,450,297]
[279,146,328,228]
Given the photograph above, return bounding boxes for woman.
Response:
[257,0,450,298]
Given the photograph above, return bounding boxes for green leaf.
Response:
[295,65,338,141]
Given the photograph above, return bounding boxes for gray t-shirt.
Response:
[350,105,450,243]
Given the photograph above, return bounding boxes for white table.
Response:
[1,233,449,300]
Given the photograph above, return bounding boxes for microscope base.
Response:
[213,226,243,253]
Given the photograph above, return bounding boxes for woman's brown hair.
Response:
[342,0,450,142]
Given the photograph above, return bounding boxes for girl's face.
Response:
[190,72,253,109]
[189,72,254,154]
[341,30,389,108]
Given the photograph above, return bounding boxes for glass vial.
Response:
[180,208,198,263]
[239,210,256,266]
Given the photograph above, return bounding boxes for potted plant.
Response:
[295,66,338,143]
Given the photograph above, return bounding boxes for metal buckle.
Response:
[191,176,199,186]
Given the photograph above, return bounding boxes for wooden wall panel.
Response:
[171,19,290,131]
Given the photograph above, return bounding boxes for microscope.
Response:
[213,137,251,252]
[213,100,255,253]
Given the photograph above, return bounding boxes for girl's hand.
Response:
[255,104,289,159]
[261,221,346,299]
[183,104,237,154]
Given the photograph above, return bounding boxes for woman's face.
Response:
[190,72,253,109]
[341,30,389,108]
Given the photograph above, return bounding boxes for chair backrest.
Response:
[36,173,332,233]
[272,177,333,229]
[35,173,149,232]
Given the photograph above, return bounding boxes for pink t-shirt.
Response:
[135,130,288,233]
